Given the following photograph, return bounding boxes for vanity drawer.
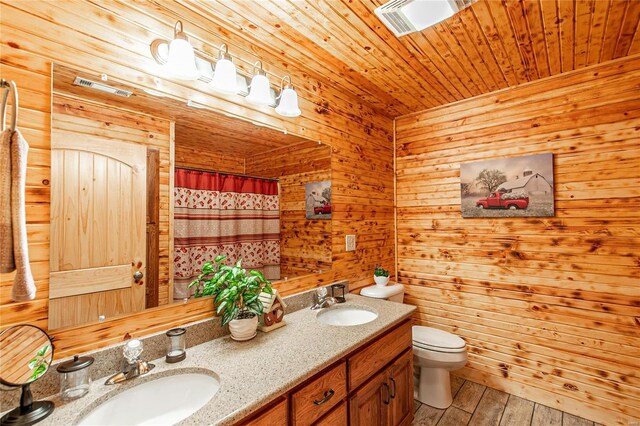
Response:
[291,361,347,426]
[243,397,287,426]
[316,401,347,426]
[348,320,412,390]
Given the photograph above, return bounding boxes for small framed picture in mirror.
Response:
[305,180,332,220]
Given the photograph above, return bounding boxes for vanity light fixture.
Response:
[210,44,238,94]
[275,76,301,117]
[246,61,273,106]
[150,24,302,117]
[162,21,200,80]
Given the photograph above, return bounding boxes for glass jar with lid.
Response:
[165,328,186,363]
[57,355,94,400]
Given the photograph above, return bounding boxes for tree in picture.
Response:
[475,169,507,193]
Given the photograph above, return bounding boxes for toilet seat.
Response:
[412,326,466,353]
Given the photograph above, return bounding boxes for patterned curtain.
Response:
[173,168,280,300]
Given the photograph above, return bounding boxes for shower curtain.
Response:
[173,168,281,300]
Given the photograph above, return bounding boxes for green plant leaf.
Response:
[29,362,47,381]
[191,256,278,326]
[216,300,227,315]
[28,357,38,369]
[36,345,49,357]
[244,294,259,304]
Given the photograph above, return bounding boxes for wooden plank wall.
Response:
[395,56,640,425]
[0,0,394,358]
[174,142,245,174]
[246,143,332,279]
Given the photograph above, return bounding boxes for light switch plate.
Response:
[345,234,356,252]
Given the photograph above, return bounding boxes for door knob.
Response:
[133,271,143,281]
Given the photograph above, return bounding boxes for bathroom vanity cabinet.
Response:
[240,319,413,426]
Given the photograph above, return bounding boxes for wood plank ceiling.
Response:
[152,0,640,118]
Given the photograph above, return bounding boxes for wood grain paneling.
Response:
[395,56,640,426]
[20,0,634,118]
[150,0,638,117]
[175,146,245,175]
[146,147,160,309]
[246,141,332,279]
[0,0,394,358]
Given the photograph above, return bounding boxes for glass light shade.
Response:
[165,38,199,80]
[211,57,238,94]
[246,74,272,106]
[276,87,301,117]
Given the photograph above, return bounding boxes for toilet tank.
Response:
[360,283,405,303]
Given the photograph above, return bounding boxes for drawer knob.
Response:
[313,389,335,405]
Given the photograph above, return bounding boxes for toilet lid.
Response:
[412,326,466,353]
[360,284,404,299]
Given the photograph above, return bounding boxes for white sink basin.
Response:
[316,306,378,326]
[78,372,219,426]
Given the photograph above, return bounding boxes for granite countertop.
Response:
[39,294,416,426]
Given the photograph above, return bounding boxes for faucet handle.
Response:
[123,339,143,364]
[315,287,328,299]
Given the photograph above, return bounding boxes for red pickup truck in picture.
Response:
[314,203,332,214]
[476,192,529,210]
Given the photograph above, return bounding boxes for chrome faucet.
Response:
[311,287,337,310]
[105,339,155,385]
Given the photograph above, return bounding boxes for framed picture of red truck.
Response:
[305,180,332,220]
[460,153,554,218]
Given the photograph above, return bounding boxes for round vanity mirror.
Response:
[0,324,55,425]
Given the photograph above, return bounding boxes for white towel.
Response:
[0,128,14,273]
[10,129,35,301]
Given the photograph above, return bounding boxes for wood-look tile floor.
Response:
[412,376,603,426]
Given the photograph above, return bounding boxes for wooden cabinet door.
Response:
[388,349,414,426]
[349,369,389,426]
[49,133,147,329]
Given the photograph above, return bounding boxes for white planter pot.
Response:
[229,315,258,341]
[374,276,389,286]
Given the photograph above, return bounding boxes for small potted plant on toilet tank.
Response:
[374,265,390,286]
[189,255,272,341]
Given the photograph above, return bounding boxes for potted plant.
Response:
[189,255,272,341]
[374,265,390,286]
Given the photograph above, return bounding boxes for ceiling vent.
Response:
[72,77,132,97]
[375,0,475,37]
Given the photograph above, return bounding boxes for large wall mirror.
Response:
[49,64,332,330]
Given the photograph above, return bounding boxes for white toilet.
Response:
[360,283,468,409]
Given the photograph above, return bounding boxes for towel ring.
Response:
[0,79,19,134]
